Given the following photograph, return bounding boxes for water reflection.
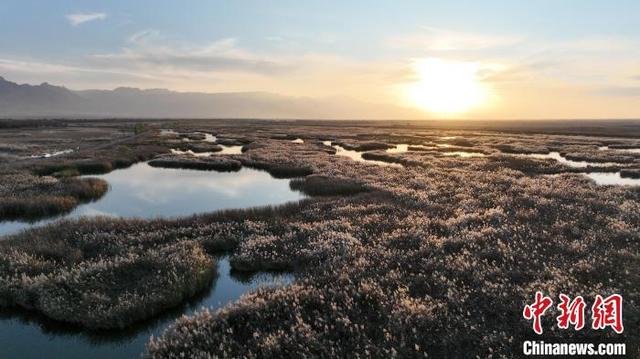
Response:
[386,144,408,154]
[599,146,640,154]
[160,130,217,144]
[524,152,619,168]
[30,149,74,158]
[585,172,640,186]
[321,141,400,167]
[0,162,305,237]
[442,151,485,158]
[203,133,217,143]
[159,129,177,136]
[0,258,293,359]
[332,145,401,167]
[170,149,216,157]
[170,145,242,157]
[215,145,243,155]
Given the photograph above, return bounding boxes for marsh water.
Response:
[0,162,305,237]
[0,258,293,358]
[170,144,243,157]
[598,146,640,154]
[386,144,486,158]
[522,151,640,186]
[216,145,243,154]
[325,141,639,186]
[524,151,619,168]
[442,151,486,158]
[584,172,640,186]
[386,144,408,153]
[0,161,303,358]
[322,141,402,167]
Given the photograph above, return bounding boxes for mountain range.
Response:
[0,76,419,119]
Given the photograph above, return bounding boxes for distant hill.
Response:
[0,76,418,119]
[0,76,88,116]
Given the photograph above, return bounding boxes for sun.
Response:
[406,58,489,114]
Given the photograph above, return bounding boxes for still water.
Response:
[169,144,243,157]
[385,144,408,153]
[0,162,305,237]
[524,152,619,168]
[0,258,292,358]
[322,141,402,167]
[519,151,640,186]
[0,162,303,358]
[441,151,486,158]
[598,145,640,154]
[585,172,640,186]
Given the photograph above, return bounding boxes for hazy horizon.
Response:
[2,1,640,119]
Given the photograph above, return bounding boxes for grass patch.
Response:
[0,239,215,329]
[34,145,167,176]
[173,143,222,153]
[0,177,108,221]
[446,138,475,147]
[407,145,435,152]
[334,141,393,151]
[242,160,313,178]
[0,195,77,220]
[241,142,263,153]
[361,152,407,166]
[483,155,563,175]
[289,175,368,196]
[148,157,242,172]
[494,144,549,154]
[620,169,640,178]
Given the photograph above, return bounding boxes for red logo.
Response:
[556,294,586,331]
[591,294,623,334]
[523,293,623,335]
[523,291,553,335]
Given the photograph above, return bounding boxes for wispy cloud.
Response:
[127,29,160,44]
[388,26,521,51]
[595,86,640,97]
[3,24,640,119]
[89,36,289,75]
[66,12,106,26]
[0,57,160,89]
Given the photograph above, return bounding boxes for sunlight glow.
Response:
[406,58,489,114]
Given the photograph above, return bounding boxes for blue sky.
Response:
[1,0,639,118]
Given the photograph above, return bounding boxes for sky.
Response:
[1,0,639,119]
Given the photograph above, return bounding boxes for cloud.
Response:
[0,34,400,104]
[0,57,161,89]
[595,86,640,97]
[127,29,160,44]
[66,12,106,26]
[3,24,640,119]
[388,26,521,51]
[89,37,289,75]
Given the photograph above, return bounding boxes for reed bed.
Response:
[149,157,242,172]
[0,122,638,357]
